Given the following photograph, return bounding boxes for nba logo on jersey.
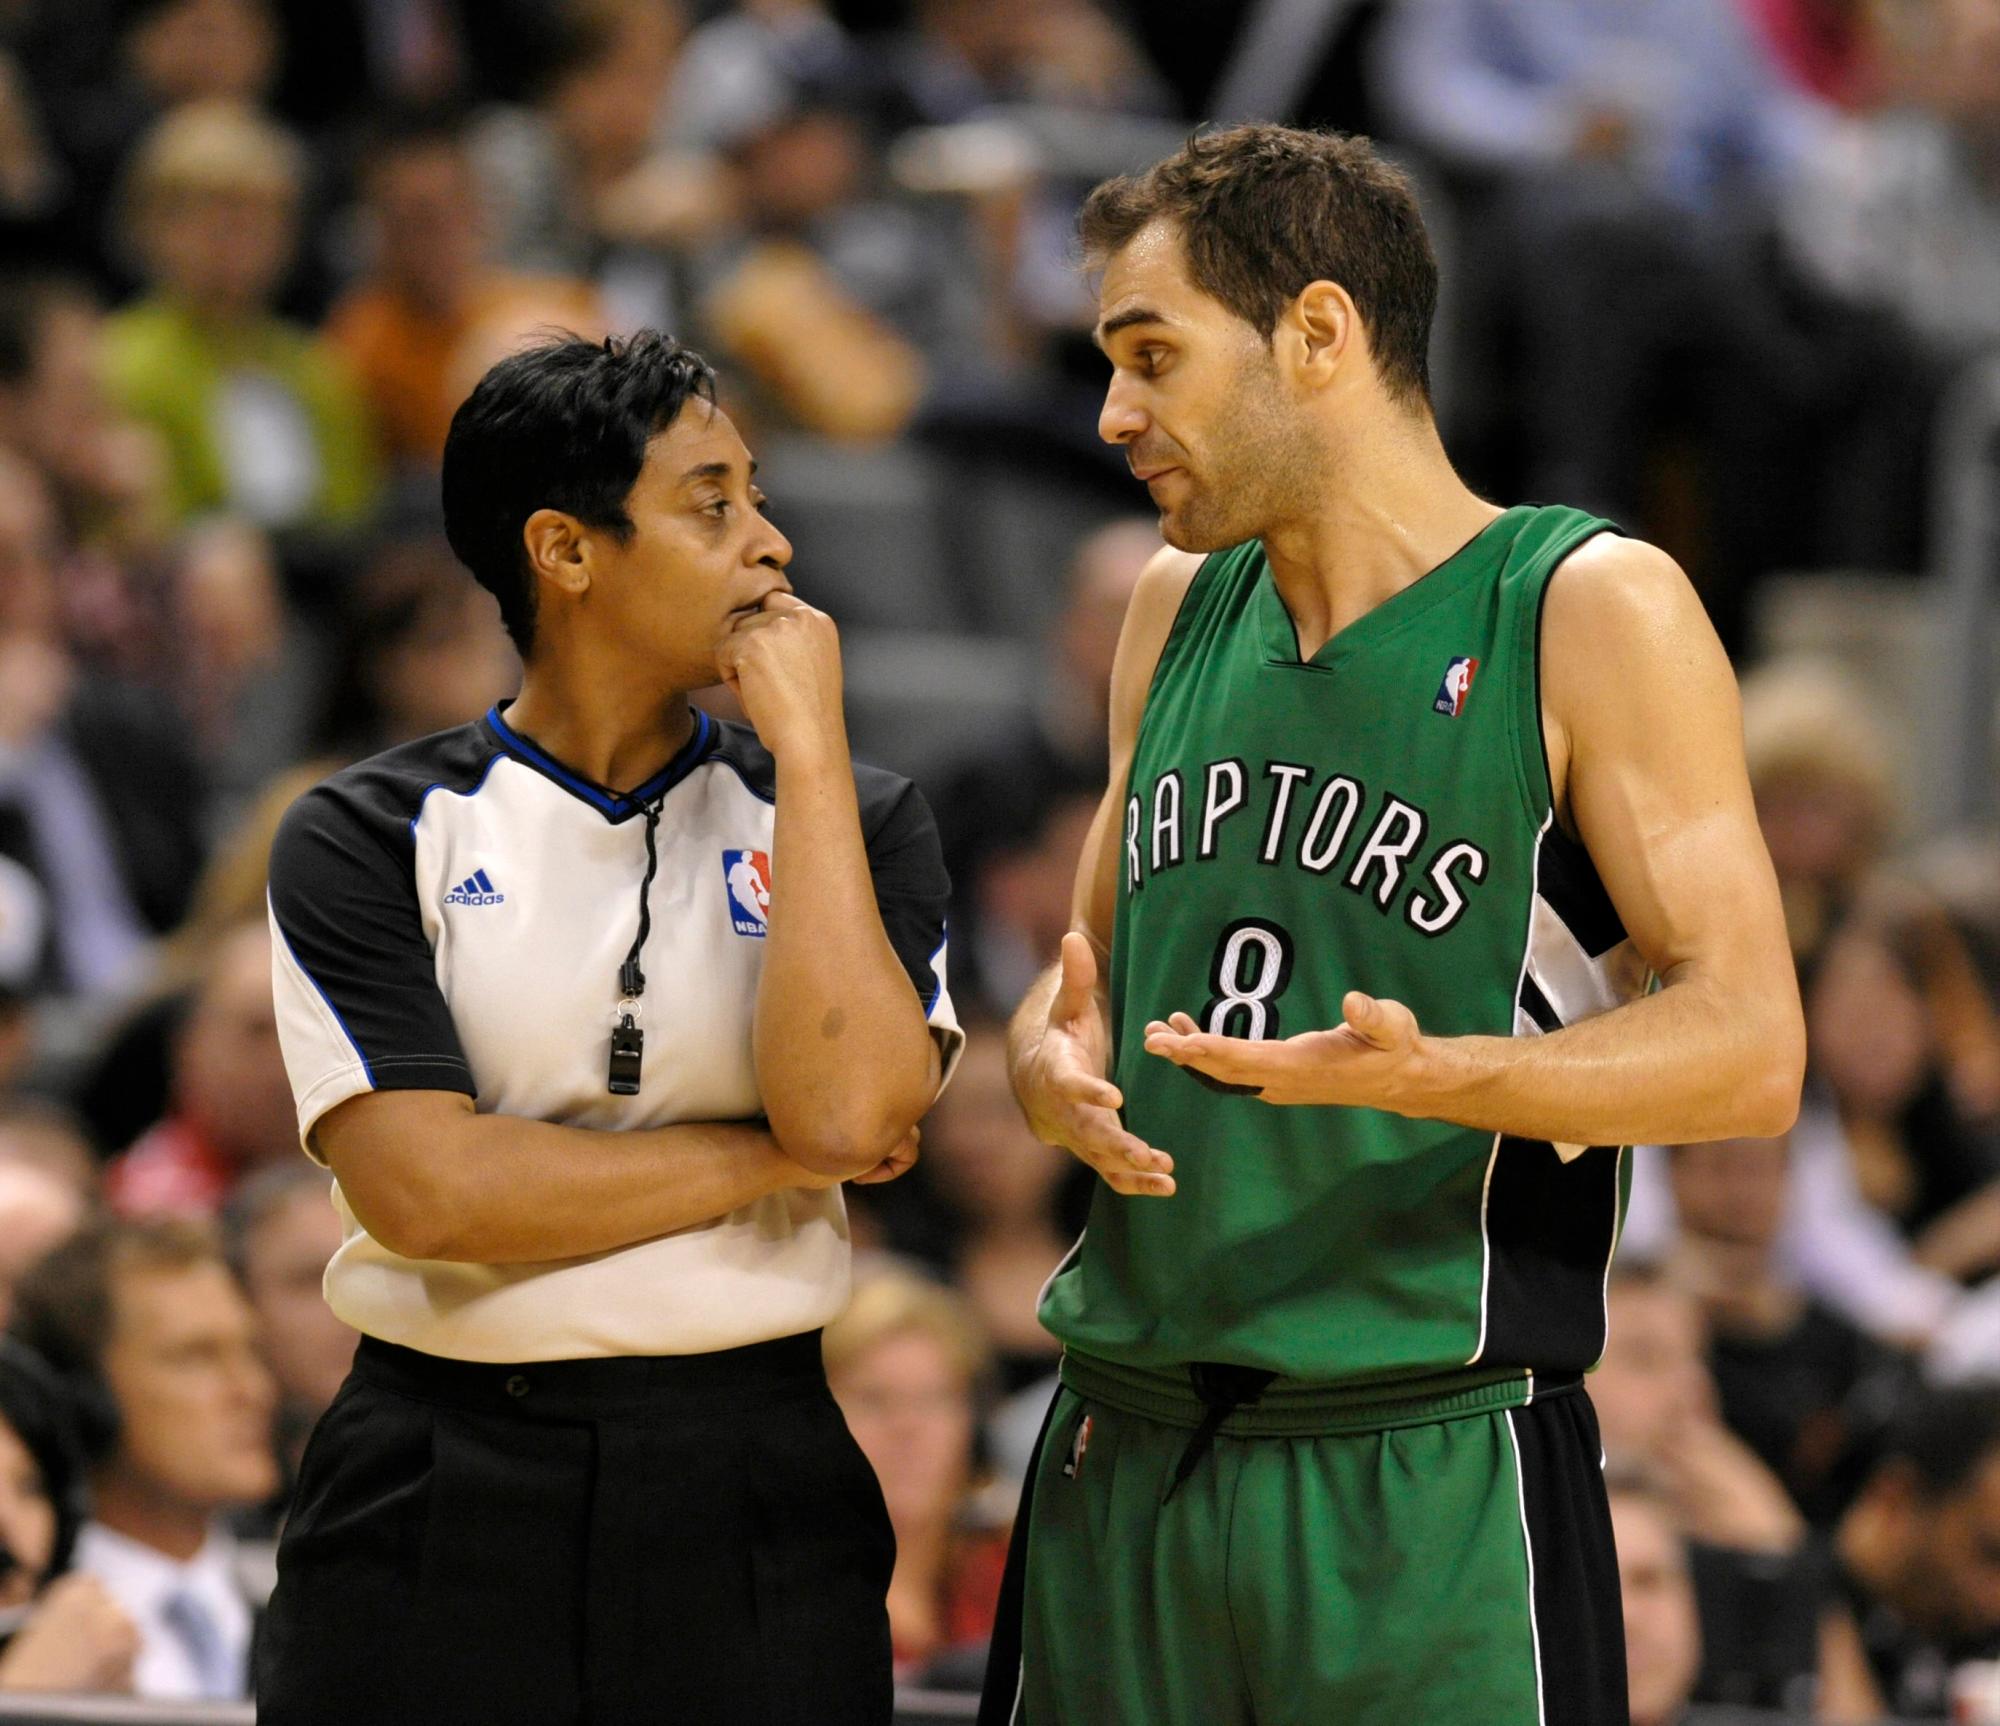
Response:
[1432,656,1479,718]
[721,850,773,937]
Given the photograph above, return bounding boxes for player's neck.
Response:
[1258,415,1498,661]
[506,659,698,795]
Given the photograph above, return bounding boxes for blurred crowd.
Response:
[0,0,1995,1719]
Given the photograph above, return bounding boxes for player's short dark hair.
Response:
[1078,124,1437,405]
[440,331,718,657]
[1874,1384,2000,1501]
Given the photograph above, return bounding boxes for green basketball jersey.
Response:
[1039,504,1645,1389]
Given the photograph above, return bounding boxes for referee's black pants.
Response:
[255,1330,895,1726]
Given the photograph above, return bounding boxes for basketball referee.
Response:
[258,333,962,1725]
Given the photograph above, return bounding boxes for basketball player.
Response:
[260,333,961,1724]
[980,126,1806,1726]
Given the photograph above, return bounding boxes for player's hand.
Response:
[715,592,846,767]
[1019,933,1175,1197]
[1142,990,1424,1108]
[0,1574,140,1693]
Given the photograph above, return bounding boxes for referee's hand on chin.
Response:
[715,591,846,765]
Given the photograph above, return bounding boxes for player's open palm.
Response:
[1021,933,1175,1197]
[1142,990,1424,1108]
[716,592,845,763]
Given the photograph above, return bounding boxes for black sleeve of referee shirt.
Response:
[855,767,960,1037]
[267,782,474,1152]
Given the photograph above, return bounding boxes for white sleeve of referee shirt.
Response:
[267,780,475,1159]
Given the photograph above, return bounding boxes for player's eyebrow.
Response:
[679,459,759,488]
[1093,307,1170,352]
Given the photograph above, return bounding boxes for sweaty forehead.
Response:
[1096,221,1204,331]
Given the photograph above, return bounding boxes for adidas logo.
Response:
[444,868,505,908]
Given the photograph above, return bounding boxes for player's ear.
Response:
[523,508,592,599]
[1283,280,1355,390]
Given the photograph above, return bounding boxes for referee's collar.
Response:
[482,703,718,823]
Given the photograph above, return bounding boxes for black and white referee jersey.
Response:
[266,704,963,1364]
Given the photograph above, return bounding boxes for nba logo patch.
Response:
[721,849,773,937]
[1063,1414,1094,1479]
[1433,656,1479,718]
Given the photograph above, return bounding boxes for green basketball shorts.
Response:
[978,1355,1627,1726]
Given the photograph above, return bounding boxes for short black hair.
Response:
[440,331,718,657]
[1078,124,1437,405]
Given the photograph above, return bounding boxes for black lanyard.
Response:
[607,793,666,1095]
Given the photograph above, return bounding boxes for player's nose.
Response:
[1098,376,1147,446]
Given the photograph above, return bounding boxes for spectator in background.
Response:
[0,452,206,1000]
[468,0,725,336]
[960,785,1097,1016]
[103,918,296,1218]
[0,1098,97,1201]
[1836,1384,2000,1716]
[14,1217,277,1701]
[891,0,1163,122]
[0,1162,84,1329]
[167,516,316,827]
[43,0,282,296]
[1784,0,2000,366]
[1609,1465,1706,1726]
[824,1265,1009,1687]
[0,1338,140,1694]
[326,110,604,484]
[0,275,171,597]
[1592,1261,1876,1715]
[1741,658,1900,971]
[1741,659,2000,1280]
[932,514,1153,985]
[1810,918,2000,1279]
[1741,0,1885,110]
[0,858,47,1088]
[102,99,379,536]
[1665,1133,1903,1524]
[697,69,933,443]
[222,1162,353,1520]
[663,0,848,156]
[312,535,517,761]
[1374,0,1836,649]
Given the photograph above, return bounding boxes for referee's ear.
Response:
[523,508,592,599]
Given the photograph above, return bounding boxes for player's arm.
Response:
[1007,544,1201,1197]
[313,1090,857,1265]
[719,593,942,1178]
[1146,537,1807,1144]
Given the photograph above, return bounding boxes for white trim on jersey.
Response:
[1505,1409,1550,1726]
[1470,813,1552,1367]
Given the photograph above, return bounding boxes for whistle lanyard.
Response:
[607,792,666,1096]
